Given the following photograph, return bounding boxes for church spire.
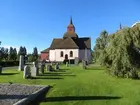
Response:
[70,16,73,24]
[67,17,75,32]
[120,23,122,29]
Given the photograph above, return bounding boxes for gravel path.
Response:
[0,84,45,105]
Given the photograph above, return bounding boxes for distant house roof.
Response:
[49,37,91,50]
[41,48,50,53]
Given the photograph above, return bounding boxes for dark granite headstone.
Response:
[41,64,45,74]
[41,61,45,74]
[47,65,53,71]
[55,63,59,70]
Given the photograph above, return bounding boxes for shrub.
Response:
[0,61,19,67]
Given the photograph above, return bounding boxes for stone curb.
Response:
[13,85,50,105]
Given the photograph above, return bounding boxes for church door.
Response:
[65,54,68,60]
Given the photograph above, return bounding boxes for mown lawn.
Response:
[1,64,140,105]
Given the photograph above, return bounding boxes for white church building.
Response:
[41,18,92,63]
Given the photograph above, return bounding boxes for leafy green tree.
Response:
[95,23,140,79]
[4,48,8,60]
[93,30,109,63]
[13,48,17,61]
[18,46,24,56]
[23,47,27,56]
[32,47,38,61]
[27,54,34,62]
[8,47,14,60]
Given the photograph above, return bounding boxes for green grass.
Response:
[1,64,140,105]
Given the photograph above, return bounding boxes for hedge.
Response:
[0,61,19,67]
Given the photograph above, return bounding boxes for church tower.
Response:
[63,17,78,39]
[67,17,75,32]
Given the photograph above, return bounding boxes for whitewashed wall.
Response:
[49,50,55,61]
[49,49,79,62]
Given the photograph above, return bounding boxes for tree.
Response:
[0,47,5,60]
[32,47,38,61]
[9,47,14,60]
[4,48,8,60]
[95,23,140,79]
[93,30,109,63]
[27,53,33,62]
[18,46,24,56]
[13,48,17,61]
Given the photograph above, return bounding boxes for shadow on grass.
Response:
[86,67,105,70]
[39,73,76,77]
[29,86,121,105]
[0,73,19,75]
[44,96,121,102]
[43,72,71,75]
[31,77,63,80]
[30,95,121,105]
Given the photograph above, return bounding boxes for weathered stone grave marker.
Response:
[75,57,79,65]
[18,55,24,71]
[31,62,39,77]
[23,65,31,79]
[66,62,69,67]
[82,60,86,69]
[47,65,53,72]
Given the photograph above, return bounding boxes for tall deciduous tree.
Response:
[94,23,140,79]
[93,30,109,63]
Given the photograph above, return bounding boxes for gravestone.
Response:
[18,55,24,71]
[51,62,53,66]
[55,63,59,70]
[66,62,69,67]
[47,65,53,72]
[31,62,39,77]
[75,57,79,65]
[41,60,46,74]
[82,60,86,69]
[41,63,45,74]
[0,65,2,74]
[23,65,31,79]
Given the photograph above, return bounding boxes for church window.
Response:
[60,51,63,57]
[70,51,73,57]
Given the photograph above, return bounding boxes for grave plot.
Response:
[0,84,49,105]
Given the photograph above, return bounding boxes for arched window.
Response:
[60,51,63,57]
[70,51,73,57]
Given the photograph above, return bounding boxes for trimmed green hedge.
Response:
[0,61,19,67]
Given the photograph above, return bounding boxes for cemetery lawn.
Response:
[1,64,140,105]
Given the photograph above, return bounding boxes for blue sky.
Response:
[0,0,140,53]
